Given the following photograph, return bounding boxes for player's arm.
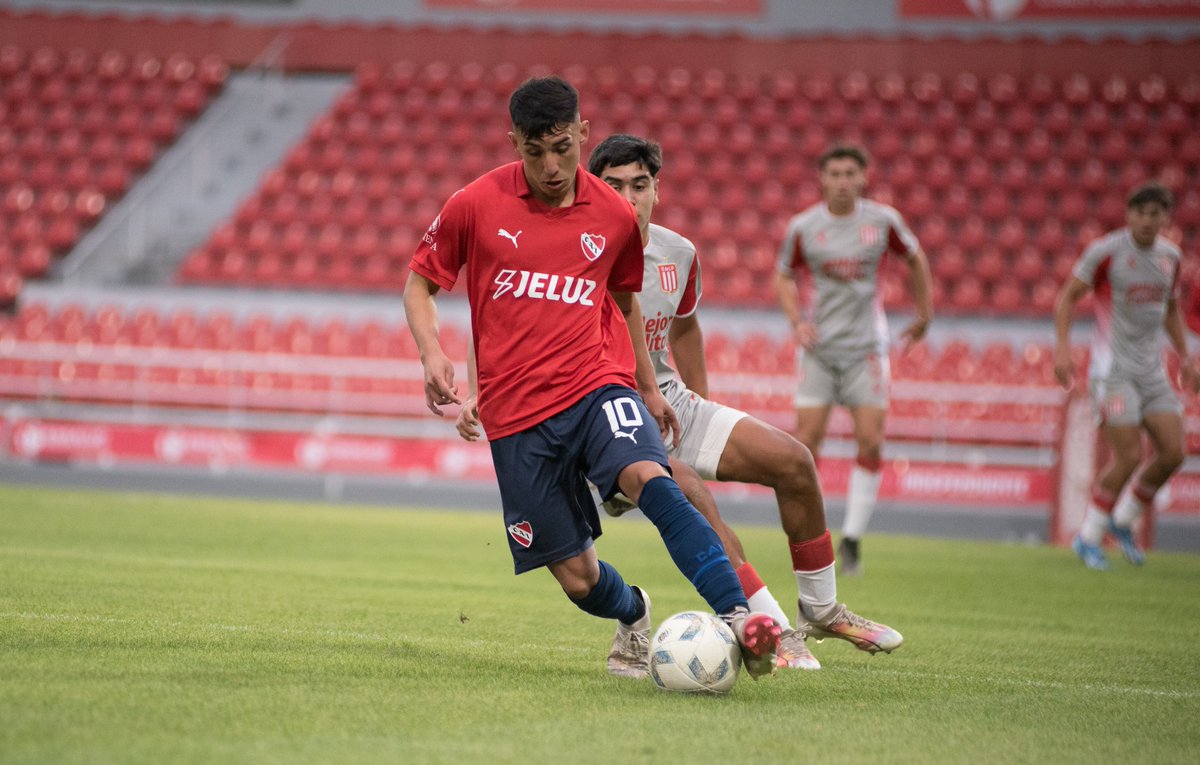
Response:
[1053,277,1091,390]
[403,272,460,416]
[900,248,933,348]
[774,271,817,349]
[668,313,709,399]
[1164,298,1200,394]
[456,342,482,441]
[612,290,680,446]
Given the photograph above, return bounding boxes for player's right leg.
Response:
[583,386,781,677]
[1076,380,1145,570]
[671,457,817,670]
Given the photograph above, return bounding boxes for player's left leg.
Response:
[714,415,902,655]
[841,404,887,575]
[1110,410,1186,565]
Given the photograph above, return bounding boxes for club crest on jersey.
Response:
[507,520,533,548]
[860,225,879,245]
[580,233,606,261]
[658,263,679,293]
[1157,255,1173,276]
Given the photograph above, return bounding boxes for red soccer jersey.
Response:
[410,162,645,439]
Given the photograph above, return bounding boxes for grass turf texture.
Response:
[1,485,1197,765]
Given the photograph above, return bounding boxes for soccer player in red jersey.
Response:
[1054,183,1199,569]
[404,77,781,679]
[774,145,933,576]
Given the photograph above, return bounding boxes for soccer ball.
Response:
[649,611,741,694]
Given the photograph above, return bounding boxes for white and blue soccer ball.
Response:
[649,611,741,694]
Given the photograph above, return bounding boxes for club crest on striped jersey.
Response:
[507,520,533,548]
[658,263,679,293]
[580,233,606,261]
[860,225,879,245]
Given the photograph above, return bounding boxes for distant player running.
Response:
[586,135,904,663]
[1054,182,1199,570]
[405,77,781,680]
[774,145,933,575]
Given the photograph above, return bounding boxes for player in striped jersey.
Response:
[1054,182,1199,570]
[774,145,934,576]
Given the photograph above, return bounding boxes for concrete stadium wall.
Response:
[1,7,1197,81]
[2,0,1199,39]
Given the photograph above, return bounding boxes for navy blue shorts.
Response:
[489,384,670,574]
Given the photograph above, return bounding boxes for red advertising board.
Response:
[424,0,763,15]
[900,0,1200,18]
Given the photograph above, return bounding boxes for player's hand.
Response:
[1053,347,1075,391]
[1181,357,1200,395]
[422,352,461,416]
[899,316,929,350]
[792,321,818,350]
[641,388,681,448]
[456,396,482,441]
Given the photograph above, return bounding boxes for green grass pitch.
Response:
[1,484,1197,764]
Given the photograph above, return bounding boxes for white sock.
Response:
[842,465,883,540]
[795,562,838,623]
[748,587,792,631]
[1112,491,1147,528]
[1079,505,1109,546]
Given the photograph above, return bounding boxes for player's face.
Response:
[1127,202,1169,248]
[510,119,590,207]
[819,157,867,212]
[597,162,658,236]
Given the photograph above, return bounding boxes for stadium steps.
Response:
[57,72,351,287]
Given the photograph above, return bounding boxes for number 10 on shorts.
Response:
[603,397,643,442]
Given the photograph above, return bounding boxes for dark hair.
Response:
[1127,182,1174,211]
[508,76,579,140]
[818,144,870,170]
[587,134,663,177]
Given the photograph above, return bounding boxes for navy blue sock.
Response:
[637,475,747,615]
[568,560,644,624]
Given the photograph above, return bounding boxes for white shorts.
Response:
[793,349,889,409]
[661,378,748,479]
[1089,369,1183,426]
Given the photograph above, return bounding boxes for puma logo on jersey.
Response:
[613,430,638,444]
[498,228,522,248]
[492,269,597,305]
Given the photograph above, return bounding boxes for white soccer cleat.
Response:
[806,603,903,655]
[776,626,821,671]
[607,586,651,678]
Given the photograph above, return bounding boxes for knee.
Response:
[617,460,671,503]
[557,568,599,600]
[774,439,820,491]
[1112,442,1143,472]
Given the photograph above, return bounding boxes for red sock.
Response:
[735,562,766,598]
[789,530,835,572]
[1132,481,1157,506]
[1091,486,1117,514]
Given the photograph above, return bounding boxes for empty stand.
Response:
[0,44,227,307]
[174,64,1199,315]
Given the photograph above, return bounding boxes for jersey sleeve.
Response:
[1072,238,1110,287]
[607,209,645,293]
[676,250,702,318]
[776,218,805,277]
[408,189,469,291]
[884,206,921,258]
